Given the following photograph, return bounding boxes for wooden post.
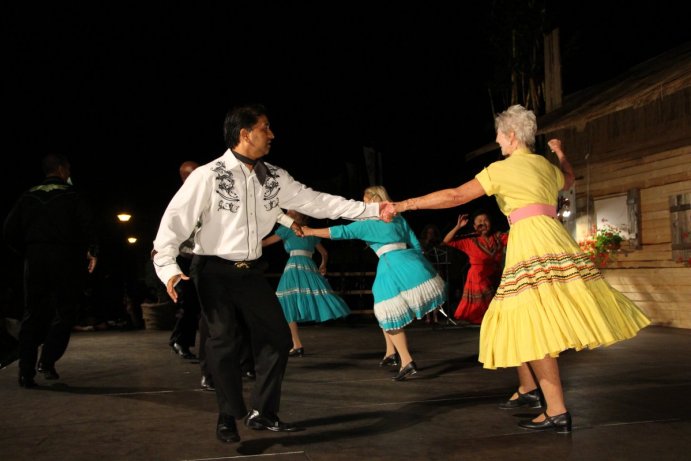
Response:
[543,28,562,113]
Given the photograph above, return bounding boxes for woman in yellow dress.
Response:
[384,104,650,433]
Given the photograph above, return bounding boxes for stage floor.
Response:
[1,320,690,460]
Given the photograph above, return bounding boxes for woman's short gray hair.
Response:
[495,104,537,148]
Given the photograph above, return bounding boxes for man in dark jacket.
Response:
[3,153,98,388]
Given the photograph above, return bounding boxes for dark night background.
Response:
[3,1,689,320]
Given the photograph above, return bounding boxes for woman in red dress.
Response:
[443,211,508,324]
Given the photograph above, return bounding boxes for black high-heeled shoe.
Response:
[498,388,544,409]
[518,411,572,434]
[379,353,400,367]
[392,361,417,381]
[288,347,304,357]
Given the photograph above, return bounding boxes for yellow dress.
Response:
[475,148,651,369]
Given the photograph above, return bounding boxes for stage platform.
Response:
[1,319,689,460]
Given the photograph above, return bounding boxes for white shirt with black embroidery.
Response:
[153,149,379,285]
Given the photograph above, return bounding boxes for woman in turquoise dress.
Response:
[386,105,650,432]
[263,210,350,357]
[302,186,447,381]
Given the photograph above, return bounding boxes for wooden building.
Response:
[470,42,691,328]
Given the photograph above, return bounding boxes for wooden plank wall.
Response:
[572,145,691,328]
[603,269,691,329]
[539,77,691,328]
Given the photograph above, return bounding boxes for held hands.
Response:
[379,201,396,222]
[290,221,304,237]
[166,273,190,303]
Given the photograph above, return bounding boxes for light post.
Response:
[116,212,139,326]
[117,212,138,244]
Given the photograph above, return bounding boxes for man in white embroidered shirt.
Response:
[152,103,391,444]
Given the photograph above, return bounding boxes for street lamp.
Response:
[117,212,138,244]
[116,212,141,328]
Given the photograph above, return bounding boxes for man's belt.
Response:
[196,255,264,271]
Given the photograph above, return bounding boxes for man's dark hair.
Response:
[223,103,268,149]
[41,153,69,175]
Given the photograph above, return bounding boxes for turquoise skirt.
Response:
[373,249,446,331]
[276,255,350,323]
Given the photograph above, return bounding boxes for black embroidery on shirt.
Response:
[212,161,239,213]
[263,165,280,211]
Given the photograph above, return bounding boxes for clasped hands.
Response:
[379,201,396,222]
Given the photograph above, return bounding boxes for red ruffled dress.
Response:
[446,232,508,324]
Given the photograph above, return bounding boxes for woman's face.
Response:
[473,214,492,235]
[495,130,513,157]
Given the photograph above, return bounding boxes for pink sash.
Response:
[508,203,556,225]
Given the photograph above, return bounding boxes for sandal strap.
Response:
[517,388,538,397]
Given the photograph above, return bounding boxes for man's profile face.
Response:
[246,115,274,156]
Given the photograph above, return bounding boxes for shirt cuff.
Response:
[276,213,295,228]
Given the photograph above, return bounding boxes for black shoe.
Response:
[518,411,572,434]
[216,414,240,443]
[379,353,400,367]
[288,347,304,357]
[201,375,215,391]
[392,361,417,381]
[171,342,196,360]
[498,388,544,410]
[37,363,60,380]
[242,370,256,380]
[19,375,38,388]
[244,409,303,432]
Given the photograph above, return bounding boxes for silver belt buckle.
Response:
[234,261,250,269]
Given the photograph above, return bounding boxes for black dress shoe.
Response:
[171,342,196,360]
[19,375,38,388]
[498,388,544,409]
[379,353,400,367]
[519,411,572,434]
[216,414,240,443]
[392,361,417,381]
[288,347,304,357]
[244,409,303,432]
[201,375,215,391]
[37,363,60,380]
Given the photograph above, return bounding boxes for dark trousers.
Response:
[175,256,253,379]
[19,246,84,378]
[171,256,211,378]
[169,256,201,349]
[197,314,210,377]
[192,256,291,418]
[198,311,254,379]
